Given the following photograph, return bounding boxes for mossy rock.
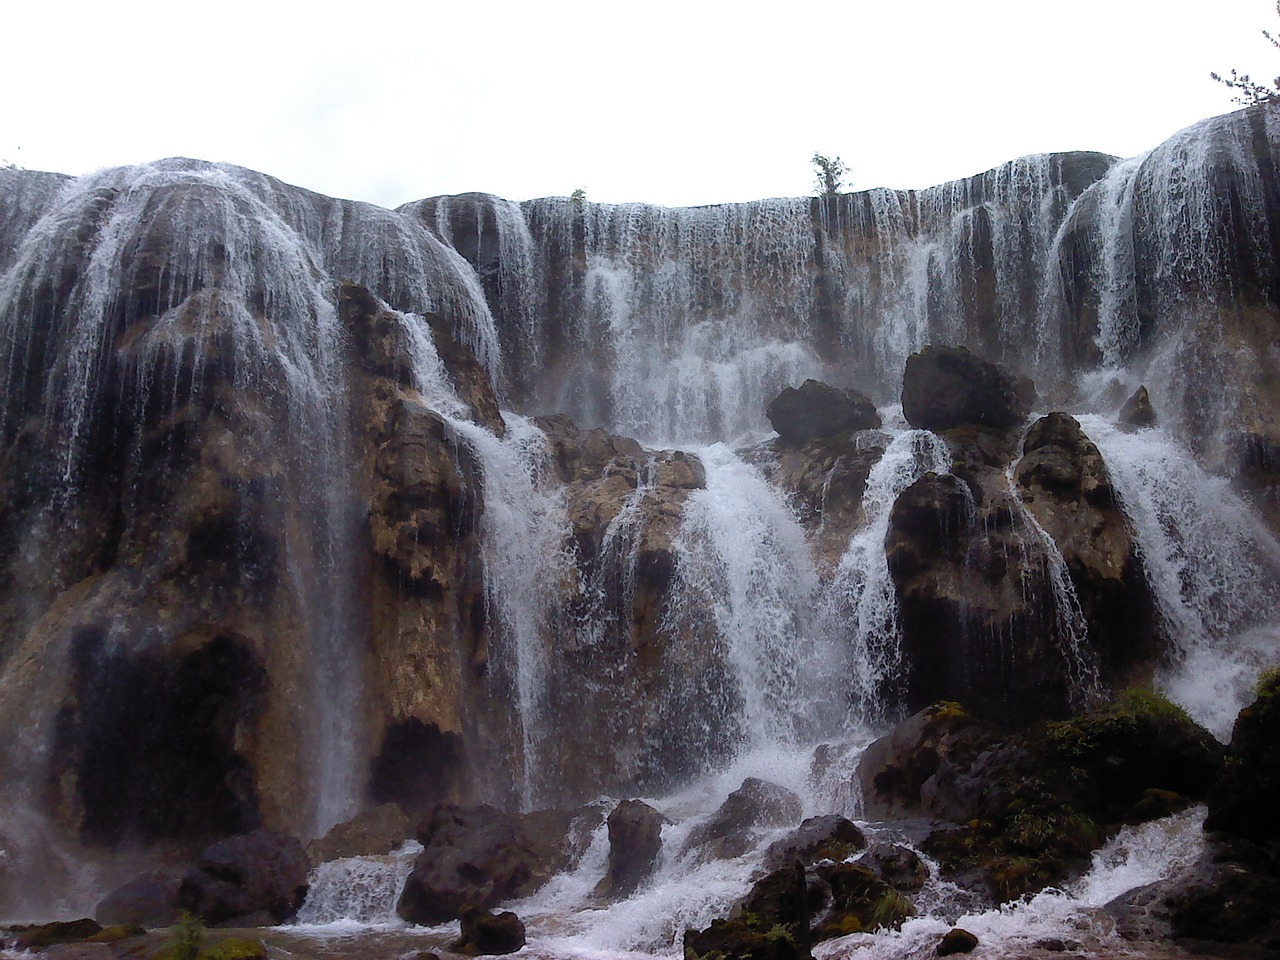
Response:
[199,938,267,960]
[684,915,805,960]
[85,924,147,943]
[13,919,104,949]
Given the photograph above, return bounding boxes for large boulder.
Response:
[1205,669,1280,845]
[595,800,666,899]
[178,829,310,926]
[96,871,181,927]
[766,380,880,443]
[305,803,413,865]
[900,346,1034,431]
[685,778,803,859]
[857,694,1223,902]
[396,804,584,925]
[762,815,866,871]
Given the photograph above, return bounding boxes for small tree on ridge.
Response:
[1212,2,1280,104]
[812,152,848,197]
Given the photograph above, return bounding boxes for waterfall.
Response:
[820,415,951,725]
[1080,416,1280,738]
[667,445,825,748]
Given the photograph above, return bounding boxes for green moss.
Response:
[1255,665,1280,700]
[930,701,972,721]
[814,912,863,937]
[199,937,267,960]
[85,924,146,942]
[868,890,915,930]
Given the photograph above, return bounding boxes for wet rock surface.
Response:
[305,804,412,865]
[179,829,310,926]
[900,346,1034,431]
[766,379,881,443]
[859,695,1223,902]
[686,778,803,860]
[396,804,587,925]
[596,800,666,899]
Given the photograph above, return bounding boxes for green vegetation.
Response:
[569,187,586,205]
[161,915,265,960]
[1212,2,1280,104]
[168,911,204,960]
[1254,664,1280,699]
[811,153,847,197]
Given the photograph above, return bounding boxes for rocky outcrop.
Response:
[685,855,915,960]
[596,800,666,900]
[1119,385,1157,428]
[529,415,721,802]
[305,804,412,865]
[685,778,803,860]
[452,907,527,955]
[1205,669,1280,845]
[887,384,1161,724]
[858,696,1223,902]
[396,804,589,925]
[900,346,1034,431]
[766,380,880,443]
[762,816,866,872]
[178,830,310,926]
[1013,413,1159,686]
[755,429,885,568]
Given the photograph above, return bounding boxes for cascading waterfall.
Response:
[820,414,951,725]
[4,104,1280,956]
[1078,416,1280,738]
[667,445,826,748]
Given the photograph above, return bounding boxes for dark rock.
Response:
[305,803,412,865]
[762,815,866,871]
[596,799,666,899]
[900,346,1034,431]
[858,843,928,893]
[740,863,826,938]
[1032,937,1082,952]
[339,281,505,436]
[811,862,914,939]
[886,411,1161,726]
[684,916,806,960]
[95,871,180,927]
[855,702,1000,822]
[935,927,979,955]
[452,907,526,956]
[1014,413,1160,687]
[686,778,803,859]
[766,380,880,443]
[1165,858,1280,946]
[1205,669,1280,845]
[12,919,103,949]
[861,694,1223,903]
[397,804,580,924]
[178,829,309,926]
[1119,384,1157,428]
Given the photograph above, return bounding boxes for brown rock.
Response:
[766,379,880,443]
[305,804,412,865]
[901,345,1035,431]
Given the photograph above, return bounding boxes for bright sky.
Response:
[3,1,1277,207]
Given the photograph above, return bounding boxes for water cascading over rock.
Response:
[2,102,1280,938]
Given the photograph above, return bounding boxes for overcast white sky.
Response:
[3,1,1277,207]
